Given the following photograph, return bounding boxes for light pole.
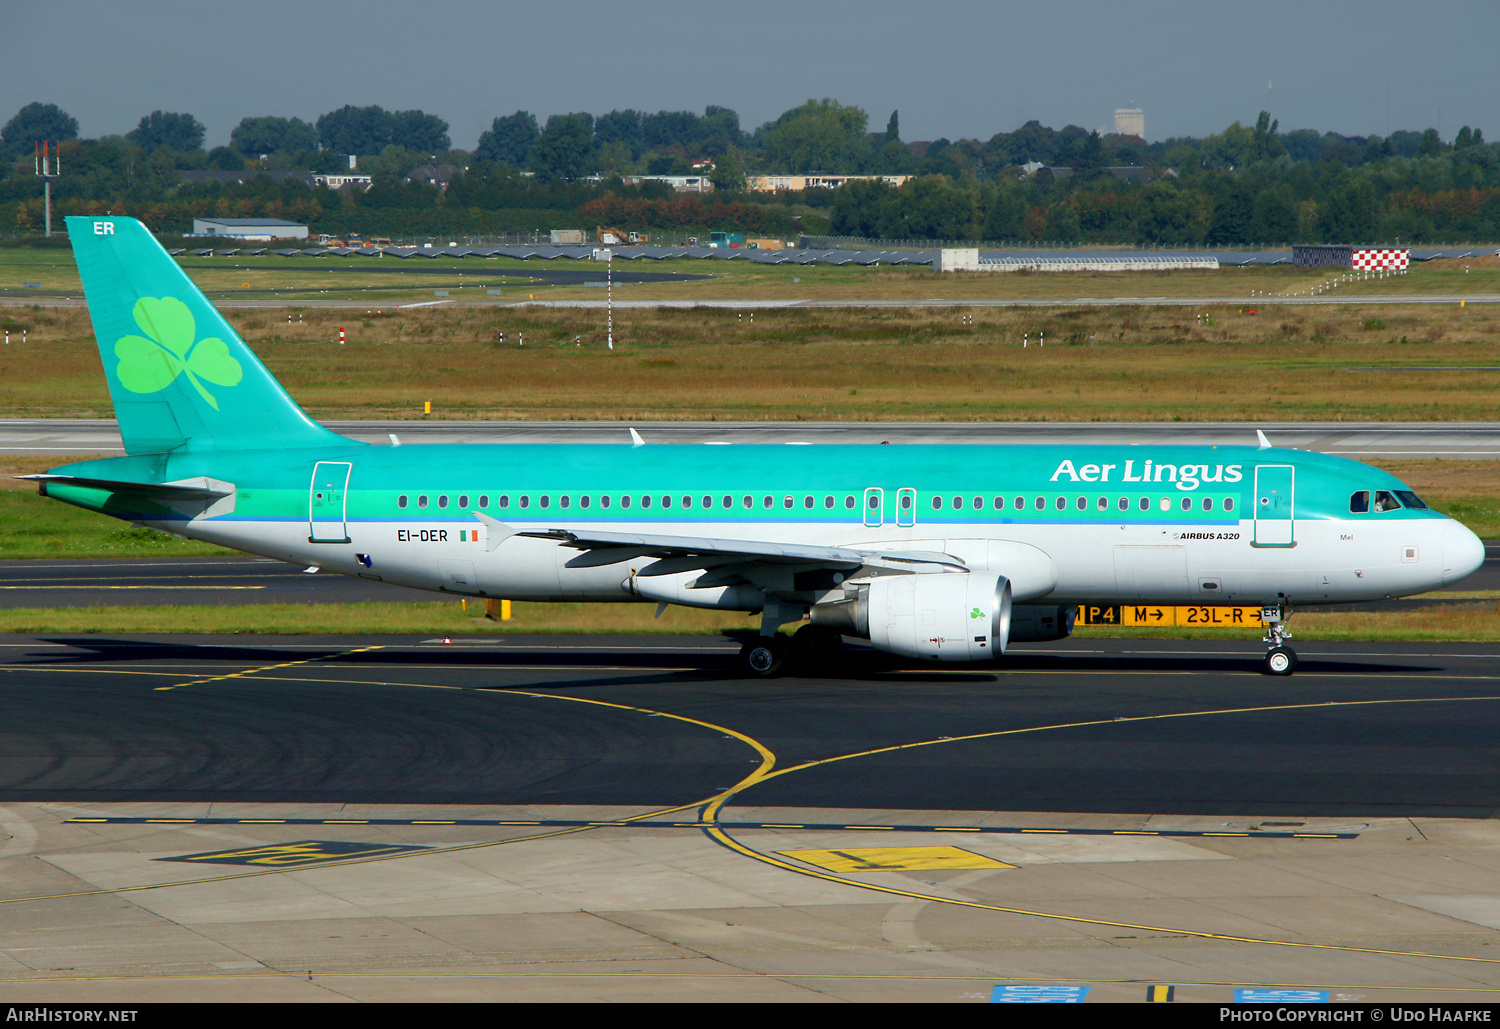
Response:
[606,247,613,350]
[34,142,60,238]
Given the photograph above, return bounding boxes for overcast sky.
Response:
[6,0,1496,149]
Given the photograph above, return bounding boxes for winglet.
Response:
[1256,429,1272,450]
[629,427,645,447]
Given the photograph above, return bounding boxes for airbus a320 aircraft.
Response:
[30,217,1485,676]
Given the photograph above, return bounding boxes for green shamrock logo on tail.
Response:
[114,296,242,409]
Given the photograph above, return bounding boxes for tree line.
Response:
[2,99,1497,243]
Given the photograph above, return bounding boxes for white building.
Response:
[191,217,308,241]
[1114,108,1145,138]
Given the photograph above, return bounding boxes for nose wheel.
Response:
[1264,646,1297,675]
[1261,603,1296,676]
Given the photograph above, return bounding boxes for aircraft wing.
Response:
[473,513,965,576]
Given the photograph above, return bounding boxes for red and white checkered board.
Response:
[1351,249,1409,271]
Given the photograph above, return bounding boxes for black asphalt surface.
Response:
[2,635,1499,818]
[0,557,451,607]
[0,546,1491,609]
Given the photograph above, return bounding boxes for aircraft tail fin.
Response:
[66,215,350,455]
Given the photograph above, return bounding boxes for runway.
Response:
[5,635,1500,1001]
[9,417,1500,458]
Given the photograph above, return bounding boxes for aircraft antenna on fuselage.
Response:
[1256,429,1272,449]
[629,427,645,447]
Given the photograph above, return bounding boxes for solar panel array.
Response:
[176,245,1499,265]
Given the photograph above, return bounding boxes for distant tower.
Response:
[1114,107,1145,139]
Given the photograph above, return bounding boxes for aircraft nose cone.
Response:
[1442,521,1486,585]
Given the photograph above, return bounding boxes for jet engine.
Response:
[811,572,1011,662]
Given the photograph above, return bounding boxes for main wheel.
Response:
[1263,646,1297,676]
[789,625,844,671]
[740,638,785,677]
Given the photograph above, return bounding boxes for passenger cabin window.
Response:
[1373,490,1401,513]
[581,495,590,509]
[418,495,429,509]
[824,496,834,509]
[539,495,550,509]
[458,495,469,509]
[1138,497,1150,511]
[994,497,1004,509]
[398,495,408,509]
[661,495,671,508]
[621,495,631,509]
[952,496,962,510]
[1224,497,1235,512]
[1395,490,1428,510]
[931,497,942,511]
[1033,497,1045,510]
[1118,497,1128,511]
[683,496,693,509]
[1202,498,1214,511]
[1054,497,1066,511]
[519,496,529,509]
[762,495,772,509]
[560,495,570,509]
[479,495,489,508]
[1014,497,1024,510]
[498,495,510,509]
[640,495,651,509]
[1097,497,1108,511]
[844,496,856,510]
[743,496,752,509]
[601,495,611,508]
[1076,497,1087,511]
[1181,497,1192,511]
[783,496,793,509]
[1349,490,1370,514]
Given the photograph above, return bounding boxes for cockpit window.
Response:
[1373,490,1402,512]
[1394,490,1429,510]
[1349,490,1370,514]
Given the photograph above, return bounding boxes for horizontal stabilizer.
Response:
[16,474,232,501]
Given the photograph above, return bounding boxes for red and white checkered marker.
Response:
[1351,248,1408,271]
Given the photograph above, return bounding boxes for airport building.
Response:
[746,174,914,192]
[190,217,309,241]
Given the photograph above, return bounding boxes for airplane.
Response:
[26,215,1486,677]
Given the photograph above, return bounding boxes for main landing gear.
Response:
[739,625,845,678]
[1261,604,1297,676]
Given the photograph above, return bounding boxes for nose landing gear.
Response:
[1261,604,1296,675]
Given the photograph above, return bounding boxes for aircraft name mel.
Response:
[1049,460,1243,491]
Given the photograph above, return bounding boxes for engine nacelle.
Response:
[1008,604,1078,643]
[623,570,762,611]
[813,572,1011,662]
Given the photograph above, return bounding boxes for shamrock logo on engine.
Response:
[970,606,984,619]
[114,296,243,410]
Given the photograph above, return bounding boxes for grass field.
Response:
[1,302,1499,422]
[3,246,1499,303]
